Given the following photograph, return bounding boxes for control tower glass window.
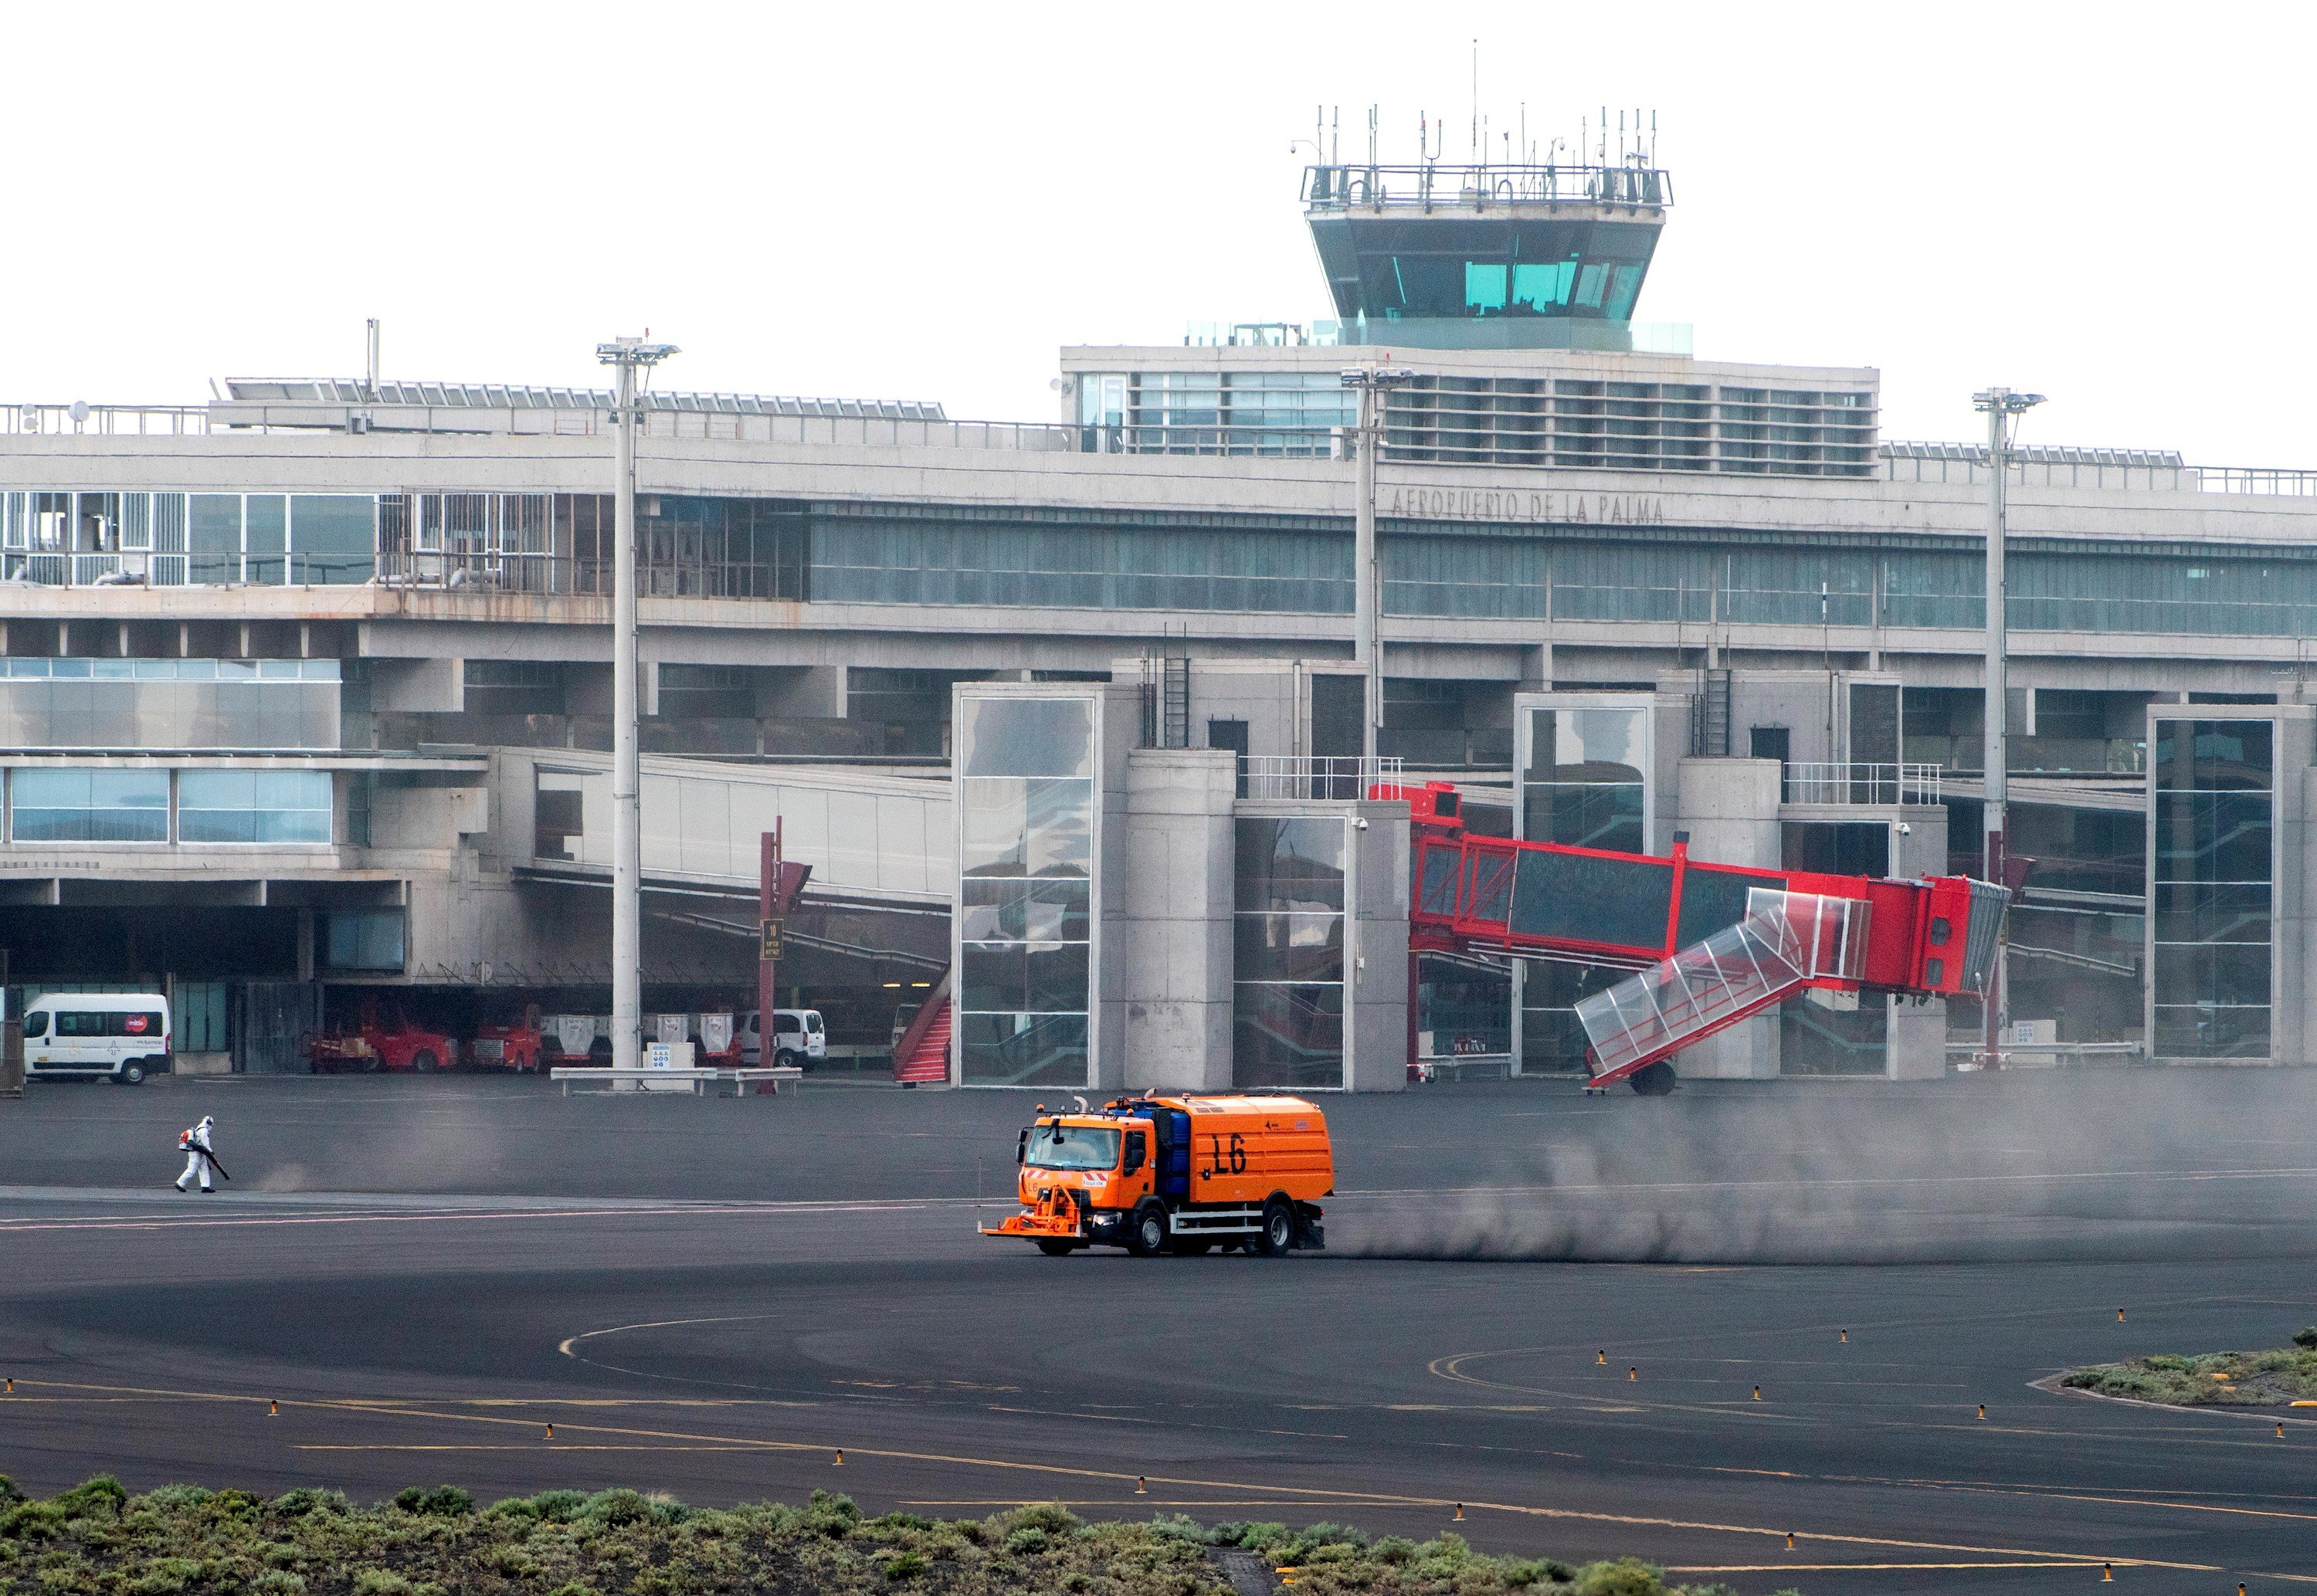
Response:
[1318,219,1661,324]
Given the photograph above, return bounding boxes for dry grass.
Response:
[0,1479,1794,1596]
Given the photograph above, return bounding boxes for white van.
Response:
[24,993,173,1085]
[740,1008,825,1069]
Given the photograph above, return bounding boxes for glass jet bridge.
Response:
[1389,784,2007,1093]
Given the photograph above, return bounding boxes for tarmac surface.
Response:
[2,1069,2315,1594]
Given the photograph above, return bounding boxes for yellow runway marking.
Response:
[5,1377,2225,1574]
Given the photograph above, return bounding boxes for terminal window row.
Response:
[0,768,333,845]
[20,488,2317,642]
[1078,371,1878,473]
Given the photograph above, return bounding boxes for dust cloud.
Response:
[1326,1062,2317,1266]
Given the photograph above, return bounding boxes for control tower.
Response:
[1302,156,1670,350]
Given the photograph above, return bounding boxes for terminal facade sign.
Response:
[1383,486,1667,526]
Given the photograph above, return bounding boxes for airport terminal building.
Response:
[1,152,2309,1085]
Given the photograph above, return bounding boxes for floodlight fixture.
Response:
[597,339,680,366]
[1973,388,2045,415]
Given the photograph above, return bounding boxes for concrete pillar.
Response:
[1674,757,1784,1079]
[1887,995,1947,1079]
[758,665,845,720]
[1118,748,1237,1091]
[1347,797,1411,1092]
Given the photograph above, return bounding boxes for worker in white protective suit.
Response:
[175,1116,226,1193]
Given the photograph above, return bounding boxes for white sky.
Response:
[5,1,2311,462]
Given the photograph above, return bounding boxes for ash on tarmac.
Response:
[2,1070,2315,1595]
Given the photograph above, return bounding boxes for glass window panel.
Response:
[2153,1004,2270,1059]
[961,777,1093,879]
[2152,719,2273,791]
[2152,883,2271,944]
[1530,707,1648,781]
[958,1011,1087,1086]
[2152,791,2273,883]
[179,769,331,845]
[1523,782,1645,853]
[2152,941,2271,1008]
[11,768,167,842]
[1231,983,1344,1089]
[960,696,1094,778]
[327,910,405,971]
[243,496,287,585]
[1511,261,1574,310]
[1464,262,1508,310]
[1233,818,1347,912]
[1233,913,1345,983]
[188,496,241,585]
[960,879,1091,943]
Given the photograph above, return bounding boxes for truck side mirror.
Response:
[1122,1131,1146,1174]
[1016,1128,1028,1165]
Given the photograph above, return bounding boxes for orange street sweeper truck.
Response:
[982,1093,1333,1257]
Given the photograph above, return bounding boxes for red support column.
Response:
[758,823,780,1064]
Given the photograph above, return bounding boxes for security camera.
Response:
[1354,817,1370,831]
[1898,822,1912,835]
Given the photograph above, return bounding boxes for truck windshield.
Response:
[1026,1124,1121,1171]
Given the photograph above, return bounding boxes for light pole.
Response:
[1341,365,1415,768]
[1971,385,2043,1066]
[595,336,679,1071]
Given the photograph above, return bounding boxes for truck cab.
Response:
[983,1093,1332,1258]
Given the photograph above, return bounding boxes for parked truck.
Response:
[982,1093,1332,1257]
[305,998,457,1074]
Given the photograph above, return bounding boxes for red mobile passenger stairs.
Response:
[1388,783,2007,1094]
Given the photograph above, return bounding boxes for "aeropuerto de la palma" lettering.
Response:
[1382,486,1666,526]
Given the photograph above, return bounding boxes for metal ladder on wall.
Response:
[1140,655,1190,748]
[1691,666,1732,757]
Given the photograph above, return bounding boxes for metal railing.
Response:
[5,404,211,437]
[1302,161,1672,211]
[1779,762,1944,806]
[1240,755,1404,802]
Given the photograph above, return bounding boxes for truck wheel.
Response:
[117,1062,145,1086]
[1035,1239,1078,1257]
[1257,1198,1295,1257]
[412,1049,439,1074]
[1630,1062,1677,1096]
[1126,1200,1169,1257]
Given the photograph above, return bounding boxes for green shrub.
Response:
[49,1481,125,1522]
[1575,1557,1667,1596]
[270,1489,347,1519]
[528,1490,590,1523]
[2295,1326,2317,1349]
[390,1486,473,1518]
[0,1477,1708,1596]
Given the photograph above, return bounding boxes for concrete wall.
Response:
[1119,748,1237,1091]
[1674,757,1784,1079]
[1347,798,1411,1093]
[1887,803,1953,1080]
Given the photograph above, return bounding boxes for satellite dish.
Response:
[68,400,90,424]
